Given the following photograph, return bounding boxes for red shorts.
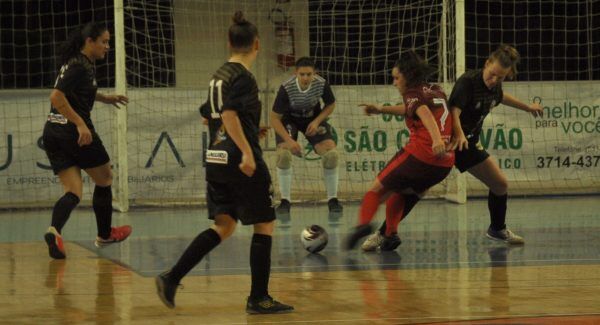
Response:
[377,149,452,194]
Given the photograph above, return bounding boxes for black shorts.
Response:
[275,116,334,146]
[454,141,490,172]
[42,122,110,175]
[207,180,276,225]
[377,149,452,194]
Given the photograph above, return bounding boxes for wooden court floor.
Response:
[1,196,599,324]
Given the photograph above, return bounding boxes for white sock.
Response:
[277,167,292,201]
[323,167,339,200]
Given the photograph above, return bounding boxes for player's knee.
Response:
[253,220,274,235]
[493,178,508,195]
[276,148,293,169]
[213,215,237,239]
[321,149,339,169]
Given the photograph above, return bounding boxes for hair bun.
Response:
[233,11,247,25]
[500,44,520,63]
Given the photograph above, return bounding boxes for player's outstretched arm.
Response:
[359,103,406,116]
[96,92,129,109]
[502,93,542,117]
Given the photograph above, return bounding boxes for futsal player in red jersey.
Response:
[345,51,455,250]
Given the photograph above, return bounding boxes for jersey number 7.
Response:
[432,97,449,132]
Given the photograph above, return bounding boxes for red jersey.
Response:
[402,83,455,167]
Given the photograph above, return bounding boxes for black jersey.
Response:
[51,54,98,129]
[200,62,268,183]
[448,69,504,143]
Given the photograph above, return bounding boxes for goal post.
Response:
[0,0,598,209]
[113,0,129,212]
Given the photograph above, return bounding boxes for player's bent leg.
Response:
[85,163,132,247]
[345,180,391,250]
[468,157,523,245]
[157,214,231,308]
[45,167,83,259]
[276,147,293,213]
[467,157,507,195]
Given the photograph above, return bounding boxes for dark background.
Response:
[1,0,598,88]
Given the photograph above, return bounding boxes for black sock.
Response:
[51,192,80,233]
[377,194,420,235]
[169,228,221,283]
[93,185,113,239]
[250,233,272,299]
[488,190,507,231]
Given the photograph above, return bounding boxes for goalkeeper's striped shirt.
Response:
[272,75,335,119]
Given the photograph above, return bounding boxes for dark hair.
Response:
[228,11,259,53]
[60,22,108,64]
[295,57,315,68]
[488,44,520,78]
[393,51,434,88]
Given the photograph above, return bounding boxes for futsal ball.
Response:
[300,225,328,253]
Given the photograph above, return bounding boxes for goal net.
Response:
[461,0,600,196]
[0,0,598,209]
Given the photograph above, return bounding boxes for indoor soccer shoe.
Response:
[328,198,343,212]
[94,225,132,248]
[276,199,291,214]
[344,224,373,250]
[380,233,402,251]
[155,271,180,309]
[361,232,384,252]
[486,226,524,245]
[44,226,66,259]
[246,295,294,314]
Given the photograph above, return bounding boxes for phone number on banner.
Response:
[536,155,600,168]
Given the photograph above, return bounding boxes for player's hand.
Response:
[432,139,446,158]
[447,132,469,151]
[528,102,543,118]
[285,139,303,157]
[305,121,320,137]
[102,94,129,109]
[239,152,256,177]
[258,126,270,139]
[359,103,382,116]
[76,124,93,147]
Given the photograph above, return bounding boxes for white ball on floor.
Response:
[300,225,328,253]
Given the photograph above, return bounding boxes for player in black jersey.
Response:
[361,45,542,250]
[270,57,342,214]
[155,12,293,314]
[42,22,132,260]
[448,44,541,244]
